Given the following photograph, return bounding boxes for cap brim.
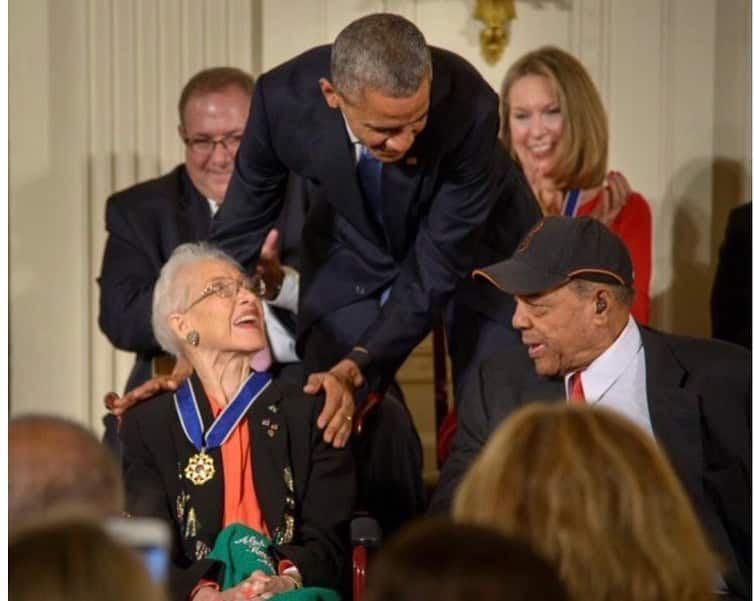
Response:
[473,259,569,296]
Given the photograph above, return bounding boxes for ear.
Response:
[178,123,187,141]
[319,78,341,109]
[169,313,191,342]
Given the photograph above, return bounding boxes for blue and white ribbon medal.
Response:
[562,188,581,217]
[174,372,272,485]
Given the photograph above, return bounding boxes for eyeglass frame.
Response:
[184,275,267,312]
[182,133,244,156]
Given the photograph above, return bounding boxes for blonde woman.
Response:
[500,46,651,323]
[453,403,720,601]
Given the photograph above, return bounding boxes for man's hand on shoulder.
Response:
[104,355,191,415]
[303,358,364,448]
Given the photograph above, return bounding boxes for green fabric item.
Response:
[207,523,341,601]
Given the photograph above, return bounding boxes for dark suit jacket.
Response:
[97,165,305,390]
[432,326,752,599]
[213,45,540,389]
[120,372,355,601]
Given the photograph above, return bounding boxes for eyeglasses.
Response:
[185,276,266,311]
[182,133,243,156]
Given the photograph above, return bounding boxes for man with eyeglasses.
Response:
[97,67,303,451]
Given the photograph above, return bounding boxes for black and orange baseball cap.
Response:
[473,216,634,296]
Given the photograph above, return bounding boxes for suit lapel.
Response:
[175,167,211,243]
[307,105,384,248]
[170,373,224,557]
[248,383,289,536]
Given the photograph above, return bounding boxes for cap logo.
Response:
[516,220,545,254]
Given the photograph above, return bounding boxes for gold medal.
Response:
[184,450,215,486]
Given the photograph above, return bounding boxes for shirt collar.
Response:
[566,316,642,401]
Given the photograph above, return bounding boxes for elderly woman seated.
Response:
[120,242,355,601]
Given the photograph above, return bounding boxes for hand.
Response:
[524,165,563,216]
[104,355,191,416]
[303,359,363,448]
[256,229,284,300]
[594,171,630,226]
[244,570,298,599]
[191,581,258,601]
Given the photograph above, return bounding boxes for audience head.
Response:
[500,45,608,189]
[10,510,167,601]
[321,14,431,163]
[152,242,267,358]
[177,66,255,203]
[9,414,125,527]
[474,216,634,376]
[453,403,720,601]
[366,516,570,601]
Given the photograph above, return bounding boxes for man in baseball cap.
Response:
[433,216,751,599]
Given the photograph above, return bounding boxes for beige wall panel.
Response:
[10,0,91,422]
[261,0,326,71]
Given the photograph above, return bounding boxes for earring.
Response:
[186,330,200,347]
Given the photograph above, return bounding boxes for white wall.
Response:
[10,0,752,434]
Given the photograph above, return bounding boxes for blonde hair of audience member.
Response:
[10,510,166,601]
[453,403,720,601]
[500,45,607,191]
[366,516,570,601]
[9,414,125,528]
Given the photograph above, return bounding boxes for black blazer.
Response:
[432,326,752,599]
[97,165,306,390]
[213,45,540,388]
[120,373,356,601]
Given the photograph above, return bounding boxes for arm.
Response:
[97,196,163,354]
[350,103,514,387]
[210,76,288,271]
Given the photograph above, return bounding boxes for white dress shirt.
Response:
[564,316,653,436]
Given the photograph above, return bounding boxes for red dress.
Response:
[576,190,652,325]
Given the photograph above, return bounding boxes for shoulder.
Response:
[273,377,323,424]
[107,166,184,212]
[428,46,497,115]
[477,344,539,388]
[120,389,177,434]
[257,45,330,98]
[643,326,751,375]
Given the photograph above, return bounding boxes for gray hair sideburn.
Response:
[152,242,243,356]
[331,13,432,101]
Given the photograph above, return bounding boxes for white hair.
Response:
[151,242,243,355]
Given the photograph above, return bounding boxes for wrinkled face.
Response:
[512,283,599,376]
[507,74,564,178]
[176,259,267,354]
[180,86,250,203]
[321,77,430,163]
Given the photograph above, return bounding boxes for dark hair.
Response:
[178,67,255,125]
[9,415,125,525]
[366,516,569,601]
[331,13,432,101]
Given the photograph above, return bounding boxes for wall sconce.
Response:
[474,0,517,65]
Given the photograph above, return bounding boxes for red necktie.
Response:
[569,371,585,405]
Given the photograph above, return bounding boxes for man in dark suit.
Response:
[212,12,539,433]
[433,216,751,600]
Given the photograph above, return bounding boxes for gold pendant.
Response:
[184,450,215,486]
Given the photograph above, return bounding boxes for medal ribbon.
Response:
[174,371,273,452]
[562,188,581,217]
